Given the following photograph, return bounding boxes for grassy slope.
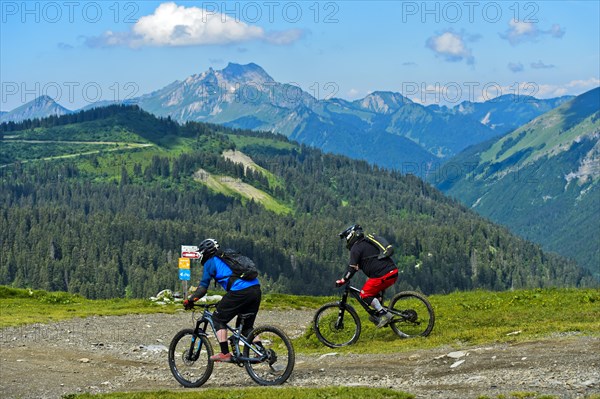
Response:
[222,148,286,189]
[297,287,600,354]
[0,286,321,328]
[2,286,598,350]
[3,286,598,399]
[480,108,598,170]
[193,147,292,214]
[1,116,294,214]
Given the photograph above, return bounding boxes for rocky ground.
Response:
[1,309,599,399]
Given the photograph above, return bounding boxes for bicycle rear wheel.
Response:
[388,291,435,338]
[243,325,295,385]
[168,328,214,387]
[313,302,361,348]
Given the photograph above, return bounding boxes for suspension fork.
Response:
[335,287,351,328]
[188,317,210,361]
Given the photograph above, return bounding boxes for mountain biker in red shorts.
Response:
[336,224,398,327]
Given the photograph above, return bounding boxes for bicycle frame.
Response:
[189,305,265,364]
[338,284,408,323]
[339,284,380,316]
[313,285,435,348]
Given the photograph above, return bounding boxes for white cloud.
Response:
[536,78,600,97]
[400,79,599,106]
[508,62,524,73]
[511,20,536,35]
[86,2,303,48]
[531,60,556,69]
[263,29,305,45]
[500,19,565,45]
[549,24,565,38]
[472,79,600,102]
[347,88,361,99]
[426,31,475,64]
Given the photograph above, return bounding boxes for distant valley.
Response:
[433,88,600,276]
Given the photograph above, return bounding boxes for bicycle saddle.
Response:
[238,313,255,321]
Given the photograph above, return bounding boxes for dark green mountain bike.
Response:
[313,283,435,348]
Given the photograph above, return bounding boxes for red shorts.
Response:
[360,269,398,299]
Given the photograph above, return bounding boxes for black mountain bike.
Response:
[169,302,295,387]
[313,283,435,348]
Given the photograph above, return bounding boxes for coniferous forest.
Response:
[0,106,595,299]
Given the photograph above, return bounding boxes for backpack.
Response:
[219,249,259,289]
[364,233,394,259]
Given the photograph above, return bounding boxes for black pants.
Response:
[213,285,261,336]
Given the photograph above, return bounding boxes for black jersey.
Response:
[349,238,396,278]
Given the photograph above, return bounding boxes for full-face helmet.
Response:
[338,224,364,250]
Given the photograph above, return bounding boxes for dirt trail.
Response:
[1,310,599,399]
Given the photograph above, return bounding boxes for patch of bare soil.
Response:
[1,310,598,399]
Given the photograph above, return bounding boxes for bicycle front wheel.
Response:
[168,328,214,388]
[244,325,295,386]
[313,302,361,348]
[388,291,435,338]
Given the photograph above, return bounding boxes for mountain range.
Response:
[1,105,594,298]
[441,94,573,135]
[2,64,595,275]
[0,63,573,171]
[0,95,70,123]
[434,87,600,276]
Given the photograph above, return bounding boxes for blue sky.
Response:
[1,1,599,110]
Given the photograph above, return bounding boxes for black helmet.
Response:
[339,224,364,250]
[198,238,220,264]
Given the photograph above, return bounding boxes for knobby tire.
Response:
[243,325,295,385]
[313,302,361,348]
[168,328,214,388]
[388,291,435,338]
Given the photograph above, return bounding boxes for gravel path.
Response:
[1,310,599,399]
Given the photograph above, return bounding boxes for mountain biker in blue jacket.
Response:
[183,238,261,362]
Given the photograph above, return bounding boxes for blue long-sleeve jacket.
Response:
[199,256,260,291]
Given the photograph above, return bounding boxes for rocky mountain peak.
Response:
[356,91,410,114]
[0,96,70,123]
[219,62,274,84]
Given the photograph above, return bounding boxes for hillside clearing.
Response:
[222,149,261,173]
[193,167,291,214]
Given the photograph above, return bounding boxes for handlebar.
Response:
[187,302,218,321]
[185,301,219,310]
[196,302,219,308]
